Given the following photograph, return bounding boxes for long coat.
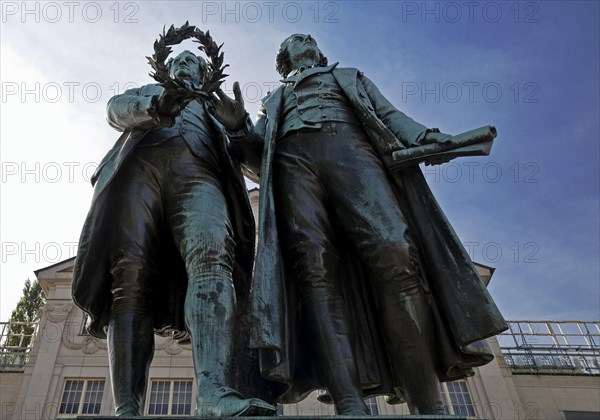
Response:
[242,67,508,403]
[72,84,256,341]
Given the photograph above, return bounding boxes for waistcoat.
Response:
[278,69,359,139]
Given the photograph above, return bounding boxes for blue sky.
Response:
[1,1,598,322]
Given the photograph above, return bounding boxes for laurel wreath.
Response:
[147,21,228,97]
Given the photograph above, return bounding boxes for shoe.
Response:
[115,406,140,417]
[336,397,370,416]
[195,385,277,417]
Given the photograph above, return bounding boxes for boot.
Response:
[107,264,156,417]
[374,277,444,415]
[107,309,154,416]
[302,296,369,416]
[185,269,276,417]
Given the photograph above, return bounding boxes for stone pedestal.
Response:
[69,415,466,420]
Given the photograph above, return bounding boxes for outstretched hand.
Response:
[211,81,247,131]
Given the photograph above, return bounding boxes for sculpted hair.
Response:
[276,44,328,77]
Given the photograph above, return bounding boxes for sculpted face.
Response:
[168,51,204,84]
[284,34,322,70]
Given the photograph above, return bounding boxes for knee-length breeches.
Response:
[104,136,235,311]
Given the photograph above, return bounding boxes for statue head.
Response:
[276,34,328,77]
[167,50,208,85]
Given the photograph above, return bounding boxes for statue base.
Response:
[68,416,466,419]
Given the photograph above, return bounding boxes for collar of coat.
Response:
[280,62,339,85]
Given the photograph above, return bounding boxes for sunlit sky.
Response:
[1,1,598,322]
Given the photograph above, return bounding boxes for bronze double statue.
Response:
[73,25,507,417]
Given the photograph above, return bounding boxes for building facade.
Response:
[1,255,598,419]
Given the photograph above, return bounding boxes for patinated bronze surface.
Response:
[212,34,507,415]
[72,49,275,417]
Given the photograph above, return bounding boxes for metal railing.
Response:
[2,318,599,375]
[498,321,600,375]
[0,321,40,370]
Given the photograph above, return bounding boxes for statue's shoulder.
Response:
[111,83,162,99]
[138,83,164,94]
[333,67,362,77]
[260,84,285,108]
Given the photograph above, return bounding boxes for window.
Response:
[147,379,193,416]
[59,379,105,415]
[440,380,475,417]
[364,397,379,416]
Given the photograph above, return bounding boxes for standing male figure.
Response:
[214,34,507,415]
[72,50,276,417]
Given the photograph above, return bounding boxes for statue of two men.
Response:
[73,32,507,417]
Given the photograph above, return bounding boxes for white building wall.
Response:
[511,375,600,420]
[0,372,25,417]
[2,256,598,419]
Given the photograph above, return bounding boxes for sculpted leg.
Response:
[273,136,367,415]
[184,270,274,416]
[185,267,235,414]
[301,293,369,415]
[373,275,444,414]
[108,265,155,417]
[168,170,275,417]
[350,222,444,414]
[101,144,165,416]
